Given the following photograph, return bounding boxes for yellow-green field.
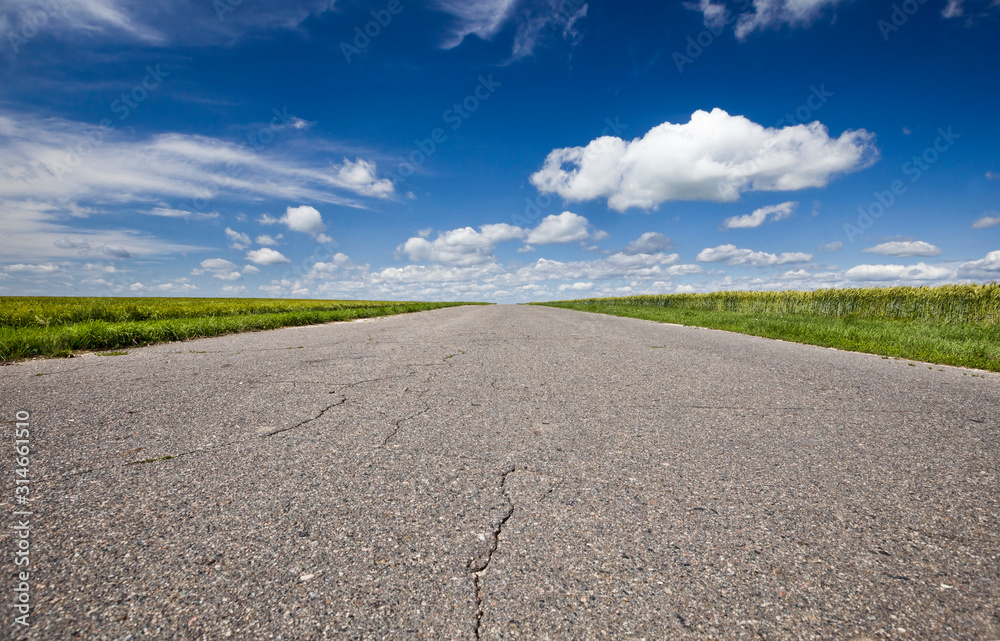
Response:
[533,283,1000,372]
[0,297,484,361]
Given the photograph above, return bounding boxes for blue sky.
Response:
[1,0,998,302]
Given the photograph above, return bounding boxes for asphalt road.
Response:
[2,304,998,640]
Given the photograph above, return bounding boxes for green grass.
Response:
[0,297,485,361]
[532,284,1000,372]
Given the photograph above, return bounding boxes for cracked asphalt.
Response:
[2,304,999,640]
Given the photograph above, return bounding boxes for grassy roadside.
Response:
[533,299,1000,373]
[0,298,484,362]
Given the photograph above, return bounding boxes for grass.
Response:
[532,284,1000,373]
[0,297,485,362]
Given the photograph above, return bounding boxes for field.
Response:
[533,284,1000,372]
[0,297,484,362]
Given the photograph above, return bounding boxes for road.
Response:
[2,304,998,639]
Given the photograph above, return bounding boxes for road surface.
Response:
[2,304,998,639]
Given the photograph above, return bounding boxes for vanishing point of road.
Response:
[2,304,998,639]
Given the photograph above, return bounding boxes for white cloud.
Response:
[863,241,942,257]
[198,258,241,281]
[146,207,219,220]
[820,241,844,252]
[972,213,1000,229]
[986,171,999,181]
[255,234,280,245]
[329,158,394,198]
[605,252,680,269]
[3,263,61,274]
[432,0,518,48]
[432,0,589,60]
[845,263,952,281]
[0,199,205,262]
[398,223,525,266]
[623,232,673,255]
[303,254,356,281]
[201,258,237,271]
[696,244,813,266]
[0,1,338,46]
[265,206,333,241]
[732,0,845,39]
[221,285,248,294]
[282,205,326,235]
[942,0,964,17]
[246,248,291,265]
[225,228,251,250]
[375,262,506,284]
[0,111,382,212]
[525,212,591,244]
[688,0,730,30]
[242,264,260,274]
[957,250,1000,279]
[723,201,797,229]
[558,282,594,292]
[530,109,877,211]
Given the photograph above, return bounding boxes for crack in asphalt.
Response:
[258,397,347,438]
[469,465,517,641]
[379,403,431,449]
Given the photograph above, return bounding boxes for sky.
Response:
[0,0,998,303]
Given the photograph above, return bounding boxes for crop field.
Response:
[534,283,1000,372]
[0,297,483,362]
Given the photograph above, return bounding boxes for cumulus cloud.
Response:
[623,232,673,255]
[525,212,591,244]
[246,248,291,265]
[972,213,1000,229]
[303,253,357,280]
[957,250,1000,279]
[820,241,844,252]
[863,241,942,257]
[558,282,594,292]
[696,244,812,266]
[329,159,394,198]
[255,234,280,246]
[262,206,332,241]
[3,263,61,274]
[723,201,797,229]
[225,228,251,250]
[198,258,241,281]
[516,253,694,282]
[398,223,525,266]
[281,205,326,235]
[530,109,877,211]
[845,262,952,281]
